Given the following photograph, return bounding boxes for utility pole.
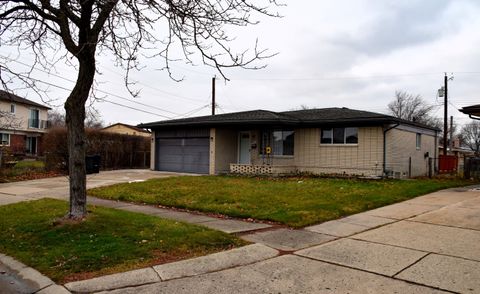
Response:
[450,115,454,150]
[443,73,448,156]
[211,76,216,115]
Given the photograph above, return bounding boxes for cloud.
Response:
[330,0,454,57]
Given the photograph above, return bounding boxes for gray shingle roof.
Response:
[0,90,51,109]
[140,110,300,128]
[139,107,439,131]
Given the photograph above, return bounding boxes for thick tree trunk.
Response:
[65,54,96,219]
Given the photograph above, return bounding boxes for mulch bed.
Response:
[0,171,66,183]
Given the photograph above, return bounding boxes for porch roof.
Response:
[139,107,439,131]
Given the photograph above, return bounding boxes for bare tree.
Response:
[1,0,280,219]
[387,91,438,127]
[0,110,22,130]
[460,121,480,155]
[47,110,66,128]
[49,108,103,129]
[85,107,104,129]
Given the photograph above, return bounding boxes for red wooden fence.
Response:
[439,155,458,173]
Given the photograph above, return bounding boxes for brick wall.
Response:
[386,127,436,177]
[294,127,384,176]
[10,134,25,154]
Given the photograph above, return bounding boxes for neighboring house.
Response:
[139,108,439,178]
[101,123,151,138]
[0,90,50,156]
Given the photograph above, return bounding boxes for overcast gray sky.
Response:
[2,0,480,127]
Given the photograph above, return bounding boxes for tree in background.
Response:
[0,109,21,131]
[460,121,480,155]
[387,91,439,127]
[49,109,104,129]
[1,1,279,219]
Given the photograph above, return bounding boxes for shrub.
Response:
[43,127,151,171]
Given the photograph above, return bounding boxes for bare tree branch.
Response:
[0,0,282,218]
[387,90,439,128]
[460,121,480,155]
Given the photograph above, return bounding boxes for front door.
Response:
[26,136,37,155]
[238,132,250,164]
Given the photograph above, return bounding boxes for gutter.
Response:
[383,123,400,177]
[469,114,480,121]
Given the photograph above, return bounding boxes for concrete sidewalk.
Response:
[93,187,480,294]
[1,173,480,293]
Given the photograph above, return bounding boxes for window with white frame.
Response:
[416,133,421,150]
[0,133,10,146]
[321,127,358,144]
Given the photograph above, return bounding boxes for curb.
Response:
[0,253,71,294]
[64,244,279,293]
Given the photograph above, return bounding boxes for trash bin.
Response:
[86,155,101,174]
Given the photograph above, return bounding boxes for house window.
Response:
[416,133,421,150]
[261,129,294,156]
[321,127,358,144]
[29,109,40,128]
[0,133,10,146]
[10,104,15,114]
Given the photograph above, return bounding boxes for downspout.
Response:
[383,123,400,177]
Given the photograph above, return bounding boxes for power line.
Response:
[99,65,207,104]
[99,100,171,119]
[4,54,208,105]
[2,57,183,116]
[2,58,216,119]
[230,72,442,81]
[2,71,173,118]
[176,104,211,118]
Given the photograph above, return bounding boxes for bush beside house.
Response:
[43,127,151,171]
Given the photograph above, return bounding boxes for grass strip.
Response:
[0,198,246,283]
[89,175,476,227]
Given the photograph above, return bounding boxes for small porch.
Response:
[229,163,296,175]
[211,127,296,175]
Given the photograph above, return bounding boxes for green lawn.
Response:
[88,176,475,227]
[14,160,45,170]
[0,199,246,283]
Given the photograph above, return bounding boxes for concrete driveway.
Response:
[0,169,191,205]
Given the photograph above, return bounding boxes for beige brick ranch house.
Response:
[140,108,439,178]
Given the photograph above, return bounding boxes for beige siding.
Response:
[0,100,48,133]
[150,130,155,170]
[294,127,384,176]
[209,128,215,175]
[214,128,238,174]
[386,128,436,177]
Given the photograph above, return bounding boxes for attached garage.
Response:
[155,128,210,174]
